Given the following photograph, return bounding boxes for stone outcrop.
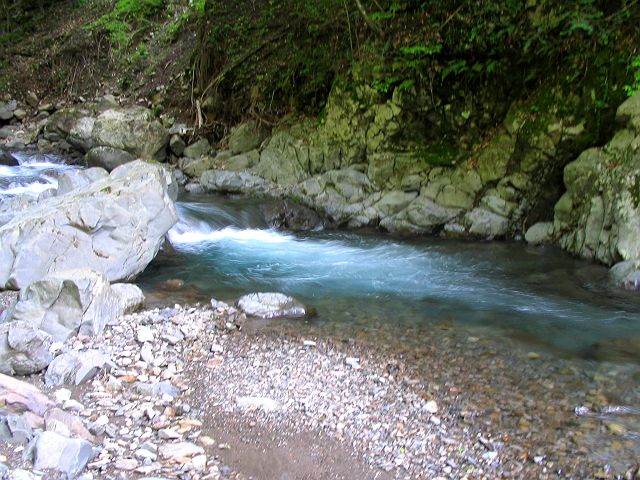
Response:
[197,82,594,239]
[0,160,178,289]
[534,94,640,289]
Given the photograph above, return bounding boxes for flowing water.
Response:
[3,152,640,472]
[137,194,640,360]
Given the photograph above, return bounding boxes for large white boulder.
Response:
[0,160,177,289]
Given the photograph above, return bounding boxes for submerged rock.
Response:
[236,292,309,319]
[0,160,178,289]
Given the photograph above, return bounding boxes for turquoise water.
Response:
[138,194,640,359]
[1,154,638,360]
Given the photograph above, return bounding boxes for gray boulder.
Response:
[610,260,640,290]
[56,167,108,196]
[169,134,186,156]
[45,350,112,386]
[67,117,95,153]
[201,169,269,194]
[111,283,145,313]
[91,107,169,160]
[237,292,309,319]
[86,146,135,171]
[45,109,83,138]
[181,156,216,178]
[0,160,178,289]
[525,221,554,245]
[464,207,509,239]
[32,431,93,478]
[183,138,211,158]
[6,269,122,341]
[229,121,267,154]
[0,321,53,376]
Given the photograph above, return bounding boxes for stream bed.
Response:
[3,153,640,475]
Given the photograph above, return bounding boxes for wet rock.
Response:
[86,146,135,171]
[0,321,54,375]
[236,292,308,319]
[610,260,640,290]
[0,161,178,289]
[45,350,112,386]
[260,198,324,231]
[32,430,93,478]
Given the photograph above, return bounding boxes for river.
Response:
[2,152,640,473]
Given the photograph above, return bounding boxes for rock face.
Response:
[552,94,640,288]
[198,79,594,239]
[91,107,169,160]
[0,160,178,289]
[236,292,309,319]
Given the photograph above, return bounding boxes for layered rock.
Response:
[544,94,640,288]
[197,81,594,238]
[0,160,177,289]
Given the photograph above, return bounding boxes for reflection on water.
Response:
[139,194,640,359]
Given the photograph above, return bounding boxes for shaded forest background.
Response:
[1,0,639,137]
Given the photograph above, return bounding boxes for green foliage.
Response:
[624,56,640,97]
[89,0,166,52]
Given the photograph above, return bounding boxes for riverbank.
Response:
[2,299,640,479]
